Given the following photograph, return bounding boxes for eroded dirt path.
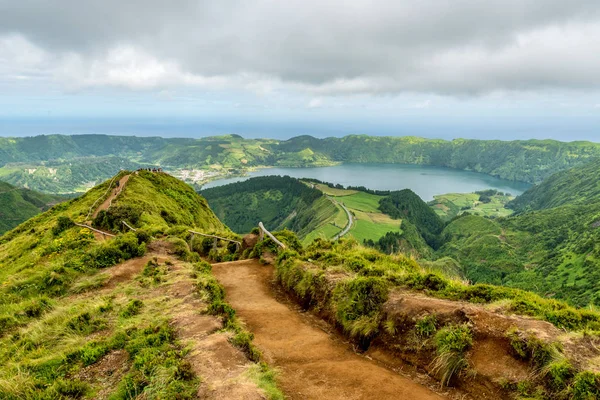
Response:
[92,174,130,219]
[69,247,265,399]
[212,259,446,400]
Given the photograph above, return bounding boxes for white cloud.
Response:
[412,100,431,109]
[307,98,323,108]
[2,1,600,96]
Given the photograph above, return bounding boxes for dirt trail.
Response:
[69,248,265,399]
[212,259,446,400]
[91,174,130,219]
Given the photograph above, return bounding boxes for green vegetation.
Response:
[94,170,226,234]
[431,324,473,386]
[271,237,600,334]
[509,158,600,212]
[435,159,600,307]
[0,170,279,399]
[379,189,444,247]
[338,191,382,213]
[348,211,401,244]
[0,181,67,234]
[202,175,323,234]
[429,190,515,221]
[0,157,150,193]
[3,133,600,194]
[258,234,600,395]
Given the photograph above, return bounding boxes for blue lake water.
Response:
[201,164,531,201]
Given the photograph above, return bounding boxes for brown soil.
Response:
[103,254,154,289]
[212,259,446,400]
[71,251,265,399]
[385,292,561,339]
[91,174,130,219]
[242,233,259,251]
[75,350,130,400]
[161,257,264,399]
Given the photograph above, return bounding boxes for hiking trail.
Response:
[91,174,130,220]
[211,259,447,400]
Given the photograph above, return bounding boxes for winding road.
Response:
[332,198,353,240]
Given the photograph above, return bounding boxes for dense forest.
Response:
[3,134,600,192]
[379,189,445,247]
[202,176,326,235]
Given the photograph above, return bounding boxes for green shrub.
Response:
[415,314,438,337]
[120,299,143,318]
[52,216,74,236]
[0,315,18,335]
[507,328,561,370]
[545,359,575,391]
[231,330,261,362]
[86,233,146,269]
[22,297,53,318]
[93,204,143,232]
[334,277,388,345]
[572,371,600,400]
[67,312,107,335]
[51,379,89,398]
[432,324,473,386]
[79,342,110,366]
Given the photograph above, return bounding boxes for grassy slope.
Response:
[0,171,242,398]
[438,201,600,306]
[509,158,600,212]
[348,210,401,243]
[271,238,600,399]
[202,176,323,235]
[116,171,226,232]
[0,181,67,234]
[305,185,403,244]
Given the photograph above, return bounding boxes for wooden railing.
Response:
[258,222,286,249]
[74,223,115,238]
[121,220,137,231]
[188,230,241,252]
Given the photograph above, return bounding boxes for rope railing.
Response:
[258,222,286,249]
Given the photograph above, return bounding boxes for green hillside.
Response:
[0,156,148,193]
[0,181,67,234]
[3,134,600,193]
[436,159,600,307]
[202,176,327,235]
[509,158,600,212]
[379,189,445,247]
[430,190,515,220]
[0,171,241,399]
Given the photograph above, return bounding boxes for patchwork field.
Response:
[306,186,401,244]
[429,191,515,220]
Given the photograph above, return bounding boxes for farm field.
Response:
[429,191,515,220]
[307,185,401,244]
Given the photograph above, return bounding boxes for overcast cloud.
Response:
[1,0,600,95]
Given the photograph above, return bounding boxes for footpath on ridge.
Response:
[91,174,131,219]
[211,259,446,400]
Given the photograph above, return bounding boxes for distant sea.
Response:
[1,117,599,142]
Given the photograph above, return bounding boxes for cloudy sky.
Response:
[1,0,600,140]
